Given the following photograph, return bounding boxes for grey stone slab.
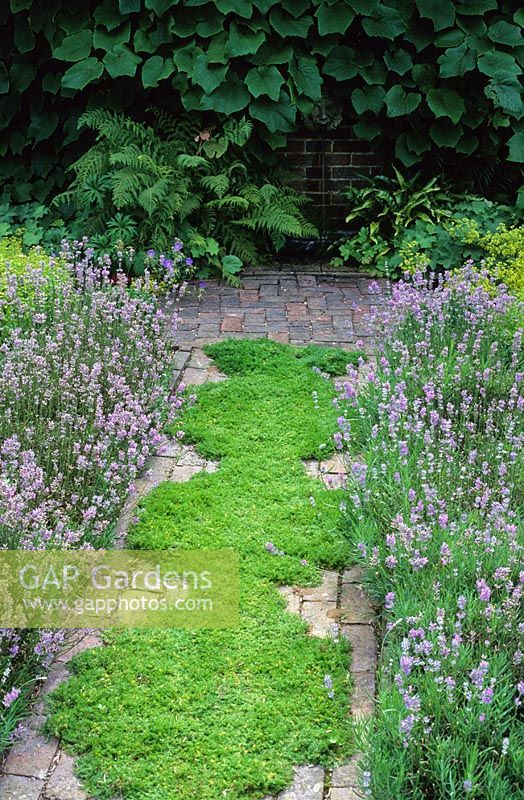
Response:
[0,774,44,799]
[342,624,377,673]
[331,754,362,788]
[276,766,324,800]
[3,720,58,779]
[340,584,375,625]
[44,753,87,800]
[352,671,375,718]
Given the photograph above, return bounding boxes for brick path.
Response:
[174,270,387,350]
[0,273,382,800]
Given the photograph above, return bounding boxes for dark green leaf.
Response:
[251,41,293,65]
[438,43,475,78]
[28,112,59,143]
[245,66,284,101]
[323,46,358,81]
[315,3,354,36]
[484,76,523,116]
[134,29,156,53]
[192,54,228,94]
[430,118,463,147]
[289,56,322,100]
[351,85,384,114]
[282,0,310,17]
[216,0,253,15]
[173,43,200,73]
[200,80,250,113]
[360,60,387,85]
[103,45,142,78]
[353,120,381,140]
[119,0,141,11]
[249,91,296,132]
[142,55,172,87]
[227,22,265,56]
[385,85,421,116]
[0,63,9,94]
[427,87,465,124]
[416,0,455,31]
[269,8,313,37]
[196,18,224,38]
[457,0,496,13]
[395,133,421,167]
[362,4,404,39]
[53,31,93,62]
[62,57,104,90]
[456,134,479,154]
[10,0,32,10]
[93,23,131,52]
[478,51,521,78]
[42,73,61,93]
[487,21,523,47]
[145,0,177,11]
[507,130,524,162]
[14,16,35,54]
[383,48,412,75]
[94,0,121,30]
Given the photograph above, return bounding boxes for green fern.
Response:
[56,109,318,274]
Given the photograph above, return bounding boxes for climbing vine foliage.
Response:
[1,0,523,200]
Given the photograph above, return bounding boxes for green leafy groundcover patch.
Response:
[47,339,363,800]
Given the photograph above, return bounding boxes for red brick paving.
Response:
[174,270,386,349]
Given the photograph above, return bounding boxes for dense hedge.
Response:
[1,0,523,201]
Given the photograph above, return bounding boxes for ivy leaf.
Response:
[385,85,421,116]
[315,2,354,36]
[245,65,283,101]
[478,51,521,78]
[142,55,172,87]
[94,0,122,31]
[173,43,201,74]
[269,8,313,37]
[216,0,253,16]
[119,0,140,11]
[104,44,142,78]
[456,135,479,155]
[14,16,35,54]
[192,54,228,94]
[362,5,404,40]
[251,41,293,65]
[353,120,381,140]
[457,0,497,13]
[282,0,310,17]
[145,0,177,11]
[508,130,524,162]
[323,46,358,81]
[53,31,93,62]
[227,22,265,57]
[487,21,523,47]
[438,43,475,78]
[427,88,465,124]
[249,91,296,132]
[416,0,455,31]
[200,80,250,113]
[0,63,9,94]
[395,134,421,167]
[93,22,131,52]
[351,85,385,114]
[62,57,104,90]
[28,112,59,143]
[430,118,463,147]
[383,48,412,75]
[485,76,523,116]
[289,56,322,100]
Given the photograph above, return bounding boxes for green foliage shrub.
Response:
[1,1,523,202]
[57,109,317,275]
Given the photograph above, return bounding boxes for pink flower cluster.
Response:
[0,246,181,746]
[335,268,524,796]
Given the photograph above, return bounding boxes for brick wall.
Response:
[284,123,384,231]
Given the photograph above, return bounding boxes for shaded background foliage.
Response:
[1,0,523,204]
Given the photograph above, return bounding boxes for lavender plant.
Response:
[0,241,181,747]
[335,269,524,798]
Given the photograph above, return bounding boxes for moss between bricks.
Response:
[46,339,363,800]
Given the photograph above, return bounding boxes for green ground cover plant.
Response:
[47,339,363,800]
